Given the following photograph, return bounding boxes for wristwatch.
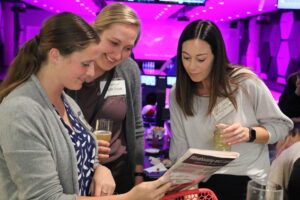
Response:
[247,127,256,143]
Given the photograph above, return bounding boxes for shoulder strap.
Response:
[89,68,115,123]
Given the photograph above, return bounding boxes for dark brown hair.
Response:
[0,12,100,102]
[175,20,252,116]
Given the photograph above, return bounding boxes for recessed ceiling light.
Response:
[258,8,262,11]
[75,0,80,2]
[219,2,224,5]
[33,0,38,3]
[202,10,207,12]
[209,6,214,9]
[164,8,168,11]
[80,3,84,6]
[42,4,47,7]
[220,18,224,21]
[236,14,240,17]
[246,11,251,14]
[228,16,232,19]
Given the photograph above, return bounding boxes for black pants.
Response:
[103,154,134,194]
[198,174,250,200]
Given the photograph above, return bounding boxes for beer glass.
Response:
[94,118,113,142]
[246,180,283,200]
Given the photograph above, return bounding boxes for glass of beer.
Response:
[94,119,113,142]
[213,127,231,151]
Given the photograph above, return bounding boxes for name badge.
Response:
[212,98,235,122]
[100,79,126,98]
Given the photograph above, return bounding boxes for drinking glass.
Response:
[246,180,283,200]
[213,127,231,151]
[93,118,113,142]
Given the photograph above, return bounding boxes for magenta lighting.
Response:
[22,0,99,22]
[21,0,279,60]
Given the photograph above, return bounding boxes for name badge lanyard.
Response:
[89,68,115,124]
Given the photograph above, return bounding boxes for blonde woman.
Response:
[66,3,145,194]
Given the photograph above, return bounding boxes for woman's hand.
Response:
[90,165,116,196]
[97,140,111,160]
[126,174,172,200]
[217,123,249,145]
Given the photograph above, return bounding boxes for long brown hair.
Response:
[0,12,100,103]
[175,20,253,116]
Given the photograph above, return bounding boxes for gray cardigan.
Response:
[114,58,145,169]
[0,75,97,200]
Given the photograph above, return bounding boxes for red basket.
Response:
[161,188,218,200]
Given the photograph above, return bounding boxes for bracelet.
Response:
[134,172,145,177]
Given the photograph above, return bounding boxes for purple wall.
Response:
[1,4,299,91]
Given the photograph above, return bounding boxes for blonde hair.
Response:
[94,3,141,45]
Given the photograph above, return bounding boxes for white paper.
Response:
[144,163,167,173]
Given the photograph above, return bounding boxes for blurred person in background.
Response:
[278,71,300,127]
[269,128,300,200]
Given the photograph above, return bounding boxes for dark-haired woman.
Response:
[169,19,293,199]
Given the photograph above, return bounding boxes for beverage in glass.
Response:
[94,130,112,142]
[213,128,231,151]
[93,118,113,142]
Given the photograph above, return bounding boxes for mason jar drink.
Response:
[213,128,231,151]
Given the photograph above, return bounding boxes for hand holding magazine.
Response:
[166,148,240,193]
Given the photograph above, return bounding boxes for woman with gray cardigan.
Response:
[0,12,171,200]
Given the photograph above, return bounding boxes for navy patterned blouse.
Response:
[56,96,96,196]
